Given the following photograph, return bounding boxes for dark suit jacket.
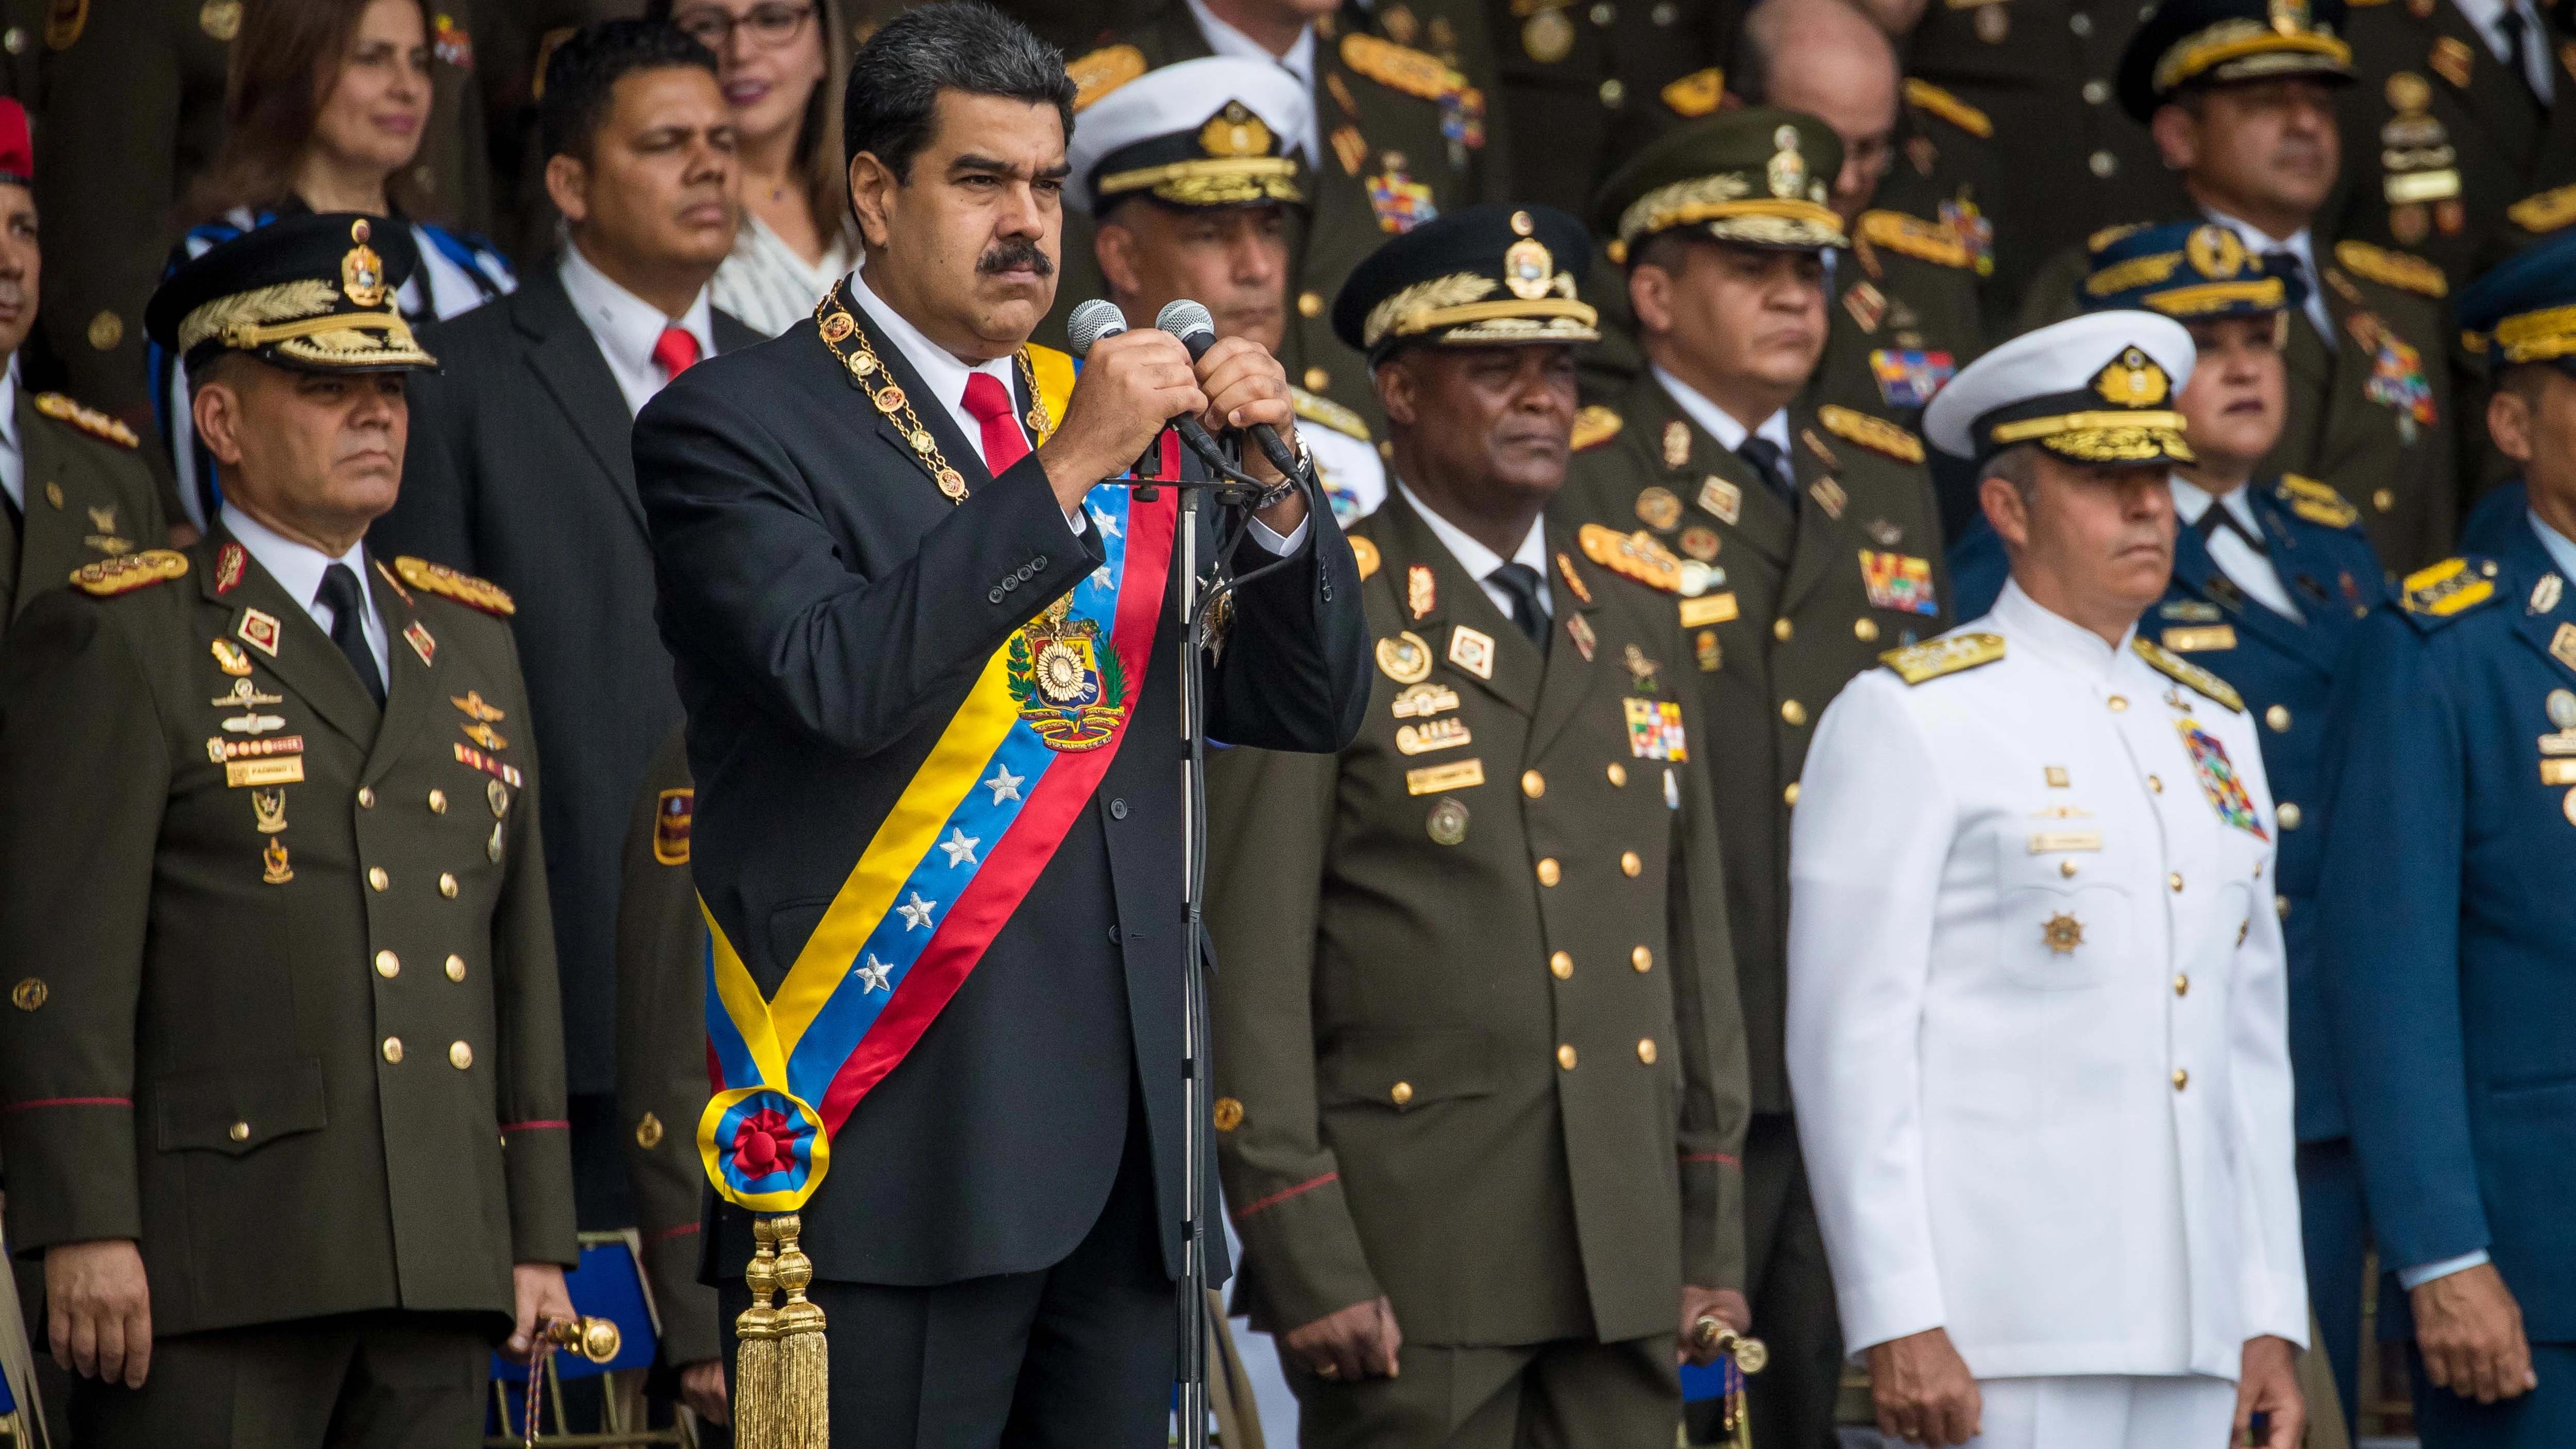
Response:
[635,298,1371,1287]
[372,265,761,1094]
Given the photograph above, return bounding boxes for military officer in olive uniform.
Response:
[0,214,576,1446]
[1204,203,1752,1447]
[1478,0,1738,220]
[35,0,497,435]
[0,97,174,627]
[1061,0,1509,433]
[1564,108,1951,1449]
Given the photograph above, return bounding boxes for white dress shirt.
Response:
[1188,0,1320,166]
[1653,365,1794,461]
[0,358,22,514]
[557,239,719,418]
[2170,476,2301,622]
[225,505,390,682]
[2453,0,2556,100]
[1397,480,1550,620]
[711,211,858,338]
[2205,210,2334,350]
[1788,580,2307,1378]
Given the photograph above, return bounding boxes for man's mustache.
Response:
[977,238,1054,277]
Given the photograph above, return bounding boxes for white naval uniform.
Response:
[1784,581,2307,1441]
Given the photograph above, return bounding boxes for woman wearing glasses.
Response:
[650,0,857,335]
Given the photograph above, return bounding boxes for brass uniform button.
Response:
[2264,705,2291,732]
[358,786,376,808]
[2276,894,2290,918]
[2372,488,2395,513]
[1606,762,1628,787]
[449,1041,473,1070]
[2082,78,2110,103]
[1853,618,1879,642]
[2089,149,2117,177]
[637,1112,664,1148]
[1556,1044,1578,1069]
[1783,782,1800,806]
[228,1121,250,1142]
[1637,1038,1657,1064]
[368,866,389,891]
[428,788,448,813]
[2169,872,2185,893]
[2277,802,2302,831]
[1550,950,1573,979]
[2,27,23,54]
[1598,78,1624,106]
[374,950,399,978]
[1302,366,1330,392]
[2175,974,2189,997]
[1297,291,1323,317]
[1390,1081,1414,1105]
[11,978,44,1011]
[1781,699,1807,726]
[382,1037,404,1064]
[1212,1097,1244,1131]
[2060,859,2079,878]
[1522,769,1546,798]
[1621,850,1642,877]
[2172,1068,2189,1090]
[1632,945,1653,971]
[445,954,467,981]
[2147,774,2163,793]
[1772,617,1794,641]
[86,310,122,351]
[439,873,460,898]
[2107,694,2128,711]
[1536,857,1561,886]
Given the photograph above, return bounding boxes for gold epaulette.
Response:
[1662,67,1724,117]
[33,392,141,449]
[2401,556,2499,618]
[2334,240,2448,298]
[1340,32,1458,101]
[2509,183,2576,235]
[2275,473,2360,529]
[1880,631,2003,684]
[1859,210,1973,269]
[2088,222,2148,253]
[1291,386,1370,441]
[1349,535,1381,581]
[1578,523,1680,593]
[1904,78,1992,138]
[69,549,187,595]
[1818,403,1925,464]
[1068,43,1145,112]
[395,556,516,617]
[1571,404,1623,451]
[2132,636,2244,711]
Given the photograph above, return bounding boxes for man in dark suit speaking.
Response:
[632,4,1372,1443]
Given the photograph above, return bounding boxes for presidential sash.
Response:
[699,353,1180,1212]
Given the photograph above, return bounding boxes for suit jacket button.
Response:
[990,589,1004,603]
[1032,555,1047,571]
[1632,946,1653,971]
[449,1041,473,1070]
[439,873,460,897]
[358,787,376,808]
[1108,925,1122,944]
[374,950,399,978]
[1621,850,1643,877]
[1606,762,1627,787]
[1110,797,1128,820]
[382,1037,404,1063]
[1637,1038,1657,1064]
[228,1121,249,1141]
[1550,951,1573,979]
[428,789,447,813]
[1390,1081,1413,1105]
[1003,576,1019,592]
[1521,770,1545,797]
[1535,857,1561,886]
[1556,1044,1577,1070]
[446,954,468,981]
[368,867,389,892]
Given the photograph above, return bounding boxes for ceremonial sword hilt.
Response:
[538,1315,623,1364]
[1690,1318,1768,1373]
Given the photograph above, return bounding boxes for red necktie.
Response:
[961,371,1030,473]
[651,325,701,380]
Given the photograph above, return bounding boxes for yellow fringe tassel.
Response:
[733,1217,783,1449]
[770,1214,830,1449]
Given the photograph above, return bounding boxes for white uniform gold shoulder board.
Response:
[1880,631,2004,684]
[2132,636,2244,711]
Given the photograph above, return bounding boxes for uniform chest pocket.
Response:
[155,1056,328,1155]
[1318,1029,1494,1113]
[1994,833,2134,992]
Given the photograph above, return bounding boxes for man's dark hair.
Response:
[843,2,1076,183]
[539,20,720,163]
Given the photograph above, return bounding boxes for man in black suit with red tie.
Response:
[631,5,1372,1444]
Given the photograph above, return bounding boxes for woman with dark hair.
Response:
[152,0,517,525]
[653,0,856,334]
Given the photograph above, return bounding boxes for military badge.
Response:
[1818,405,1924,463]
[462,721,507,751]
[453,742,523,788]
[404,620,436,667]
[211,638,254,676]
[1870,349,1956,408]
[2555,622,2576,674]
[2162,624,2239,653]
[237,607,283,657]
[1698,476,1742,525]
[1843,280,1887,333]
[2534,574,2565,616]
[262,837,294,885]
[2178,721,2266,838]
[2133,637,2244,710]
[1678,560,1725,598]
[1396,718,1472,755]
[1974,2,2007,41]
[1448,625,1496,679]
[1881,631,2005,684]
[12,978,45,1011]
[211,677,282,708]
[1580,524,1681,592]
[1767,123,1807,199]
[1391,681,1459,718]
[1567,612,1596,661]
[2401,557,2495,618]
[1664,420,1691,470]
[1377,630,1435,683]
[2348,312,2437,441]
[1408,563,1436,619]
[1365,165,1436,233]
[2429,35,2473,88]
[1331,125,1368,177]
[452,689,505,722]
[1624,697,1688,760]
[1678,526,1721,562]
[1695,629,1722,672]
[654,788,694,865]
[1007,594,1129,752]
[1350,535,1381,580]
[1405,758,1484,795]
[1554,552,1592,604]
[251,788,289,834]
[1859,551,1940,615]
[1636,486,1683,531]
[2548,688,2576,731]
[1679,593,1738,628]
[213,541,248,594]
[70,549,186,595]
[2042,912,2084,953]
[1571,405,1623,451]
[1425,795,1470,845]
[1212,1098,1245,1132]
[1809,477,1848,520]
[1940,197,1994,276]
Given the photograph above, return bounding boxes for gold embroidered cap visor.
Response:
[1333,202,1600,360]
[144,211,438,376]
[1923,310,2199,465]
[2458,232,2576,373]
[2117,0,2353,121]
[2081,221,2306,321]
[1590,107,1849,259]
[1063,57,1314,214]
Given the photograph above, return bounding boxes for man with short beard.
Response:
[2022,0,2458,575]
[1791,309,2310,1449]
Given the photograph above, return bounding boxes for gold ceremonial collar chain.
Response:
[812,281,1053,503]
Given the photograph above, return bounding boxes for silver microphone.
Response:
[1154,299,1300,479]
[1067,298,1128,358]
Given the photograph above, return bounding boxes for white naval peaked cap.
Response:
[1923,309,2199,466]
[1064,56,1312,214]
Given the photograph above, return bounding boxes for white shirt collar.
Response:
[2452,0,2554,92]
[1186,0,1320,163]
[2167,473,2257,533]
[2529,509,2576,582]
[1398,479,1547,579]
[557,236,717,415]
[0,356,21,513]
[1991,574,2136,679]
[844,268,1023,469]
[222,504,390,677]
[1652,366,1793,458]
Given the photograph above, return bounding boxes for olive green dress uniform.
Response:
[1480,0,1736,220]
[0,531,579,1436]
[1062,0,1507,432]
[0,0,49,104]
[611,724,720,1374]
[33,0,496,427]
[1205,493,1748,1446]
[0,390,168,628]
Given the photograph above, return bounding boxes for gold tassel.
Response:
[733,1216,783,1449]
[770,1213,830,1449]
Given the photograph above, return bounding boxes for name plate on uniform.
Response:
[226,757,305,787]
[2541,759,2576,786]
[1396,719,1472,755]
[2161,625,2238,653]
[1405,759,1486,795]
[2540,730,2576,757]
[1679,594,1739,628]
[2027,830,2104,853]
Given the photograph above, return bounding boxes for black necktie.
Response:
[1737,435,1797,507]
[2500,7,2544,107]
[2194,501,2268,556]
[318,562,386,707]
[1488,561,1549,646]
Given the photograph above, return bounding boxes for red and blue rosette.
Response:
[699,1086,832,1213]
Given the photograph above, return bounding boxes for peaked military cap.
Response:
[1065,57,1310,215]
[145,212,436,376]
[2119,0,2352,121]
[1924,310,2198,465]
[2082,220,2307,319]
[2459,230,2576,375]
[1332,203,1599,360]
[1592,107,1846,262]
